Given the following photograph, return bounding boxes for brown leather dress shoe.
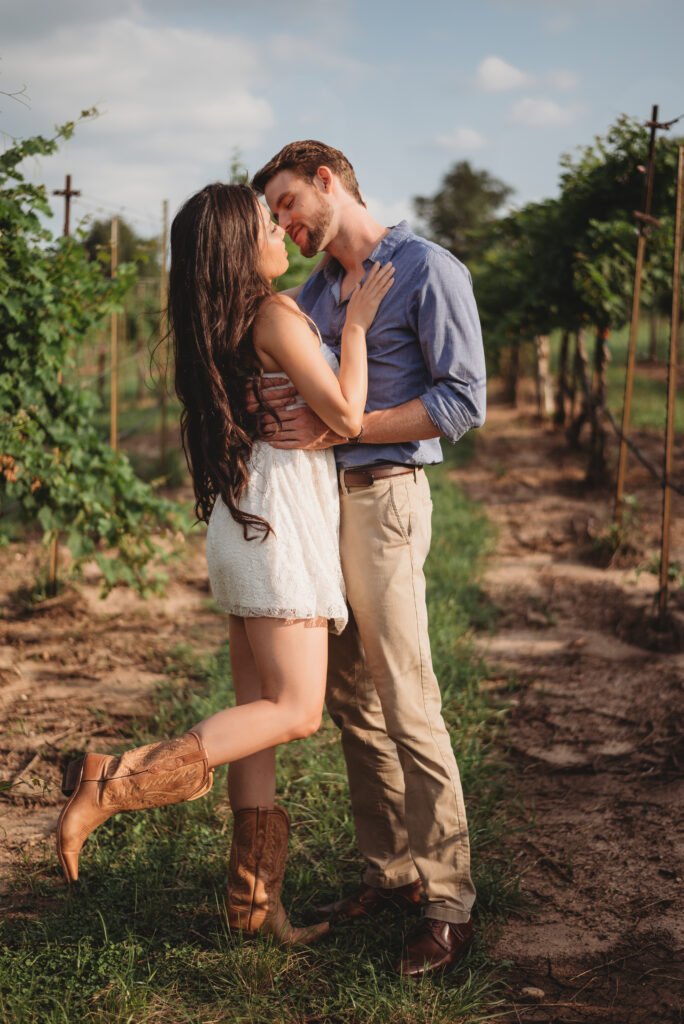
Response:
[314,878,424,922]
[397,917,473,978]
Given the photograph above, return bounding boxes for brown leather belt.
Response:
[340,464,422,491]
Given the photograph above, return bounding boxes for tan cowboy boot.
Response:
[56,731,213,883]
[226,806,329,946]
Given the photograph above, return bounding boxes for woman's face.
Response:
[258,203,289,280]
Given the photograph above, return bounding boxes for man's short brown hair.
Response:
[252,140,363,205]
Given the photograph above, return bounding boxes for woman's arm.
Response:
[254,263,393,439]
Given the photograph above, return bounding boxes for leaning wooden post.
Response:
[658,145,684,624]
[109,217,119,450]
[614,105,659,524]
[159,200,169,476]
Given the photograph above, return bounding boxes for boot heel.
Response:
[62,758,84,797]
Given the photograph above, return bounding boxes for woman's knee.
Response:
[284,705,323,741]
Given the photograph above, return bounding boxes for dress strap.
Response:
[301,310,322,347]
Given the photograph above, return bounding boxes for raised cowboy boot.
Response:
[56,731,213,882]
[226,805,329,946]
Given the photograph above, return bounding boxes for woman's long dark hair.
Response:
[169,182,276,538]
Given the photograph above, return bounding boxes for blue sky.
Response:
[2,0,683,240]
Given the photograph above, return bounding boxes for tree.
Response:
[83,217,160,278]
[0,120,183,595]
[413,160,513,263]
[472,114,683,479]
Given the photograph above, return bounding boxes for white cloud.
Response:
[435,127,488,152]
[546,69,579,91]
[363,194,413,228]
[3,18,275,218]
[476,55,532,92]
[8,19,273,148]
[510,97,582,126]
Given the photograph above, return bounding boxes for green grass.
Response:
[547,318,681,434]
[0,446,516,1024]
[605,319,681,434]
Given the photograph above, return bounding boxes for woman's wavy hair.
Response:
[169,182,276,539]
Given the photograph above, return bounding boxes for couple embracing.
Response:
[56,141,486,979]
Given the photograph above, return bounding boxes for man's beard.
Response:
[298,197,333,257]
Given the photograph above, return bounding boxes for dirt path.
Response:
[1,391,683,1022]
[0,495,225,886]
[458,385,684,1024]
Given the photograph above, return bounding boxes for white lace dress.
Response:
[205,342,347,635]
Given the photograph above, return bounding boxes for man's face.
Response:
[264,169,333,258]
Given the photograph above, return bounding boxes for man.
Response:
[251,141,486,977]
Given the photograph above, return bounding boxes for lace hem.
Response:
[220,604,347,634]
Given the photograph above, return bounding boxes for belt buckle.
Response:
[344,468,375,493]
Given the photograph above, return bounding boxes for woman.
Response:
[56,183,393,944]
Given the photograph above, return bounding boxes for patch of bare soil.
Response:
[0,486,224,887]
[460,383,684,1024]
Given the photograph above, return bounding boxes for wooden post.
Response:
[554,330,571,426]
[534,334,554,419]
[659,146,684,623]
[48,175,80,596]
[52,174,80,239]
[137,281,147,402]
[614,104,659,524]
[569,332,579,420]
[110,217,119,450]
[159,200,169,476]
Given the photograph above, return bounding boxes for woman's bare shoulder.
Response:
[255,293,308,338]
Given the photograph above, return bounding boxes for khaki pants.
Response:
[328,468,475,924]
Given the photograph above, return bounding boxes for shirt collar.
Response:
[368,221,411,263]
[322,221,412,285]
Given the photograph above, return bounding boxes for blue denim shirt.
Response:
[297,221,486,470]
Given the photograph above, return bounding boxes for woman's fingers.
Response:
[362,261,394,296]
[362,264,395,303]
[344,260,395,331]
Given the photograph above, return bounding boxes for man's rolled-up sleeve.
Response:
[415,249,487,444]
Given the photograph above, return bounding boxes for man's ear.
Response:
[314,166,334,193]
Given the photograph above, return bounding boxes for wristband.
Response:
[347,424,364,445]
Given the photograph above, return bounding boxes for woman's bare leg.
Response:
[226,615,277,812]
[193,616,328,770]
